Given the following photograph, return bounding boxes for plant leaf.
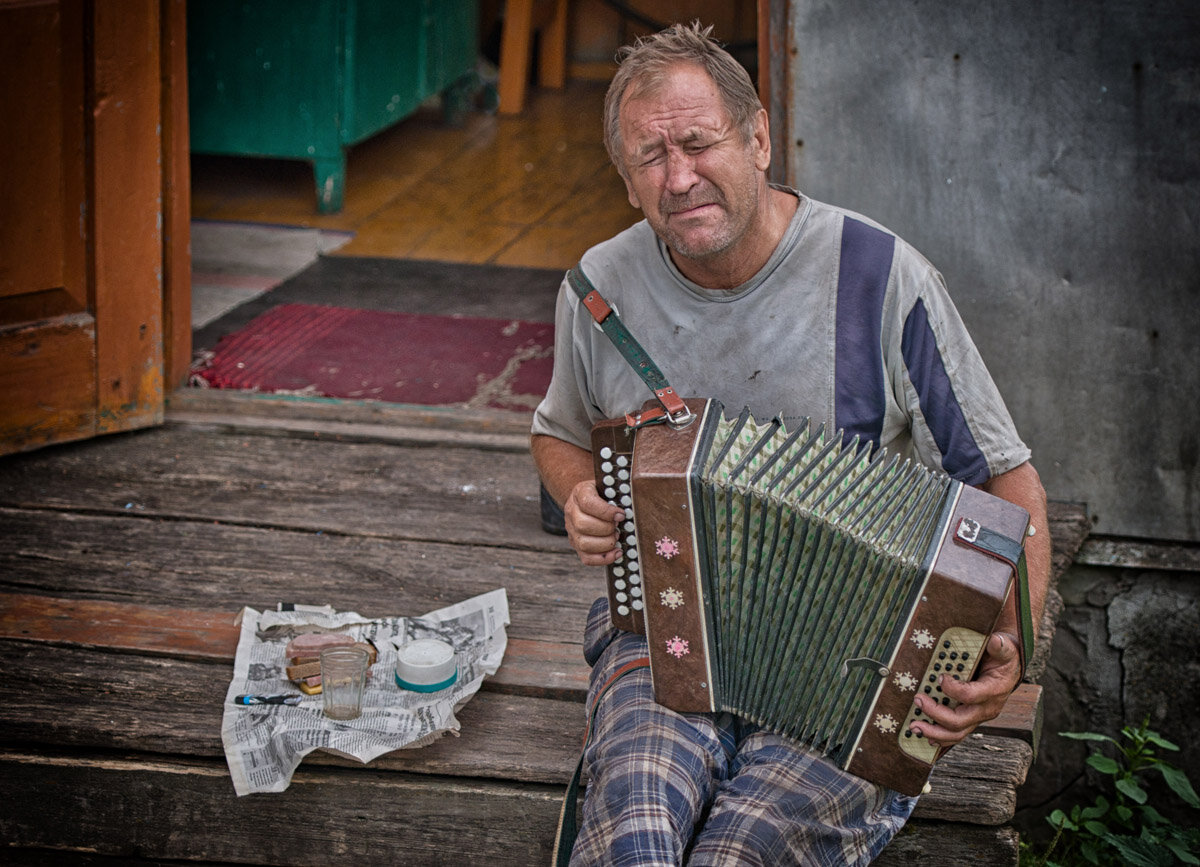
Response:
[1061,731,1116,744]
[1144,731,1181,751]
[1159,764,1200,809]
[1088,754,1121,775]
[1048,808,1077,831]
[1103,832,1173,867]
[1164,837,1199,865]
[1116,776,1149,804]
[1083,820,1109,837]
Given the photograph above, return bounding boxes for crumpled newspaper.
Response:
[221,588,509,795]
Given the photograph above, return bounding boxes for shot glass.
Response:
[320,645,370,720]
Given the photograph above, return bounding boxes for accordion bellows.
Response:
[591,399,1029,796]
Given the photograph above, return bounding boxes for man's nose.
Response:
[663,151,699,194]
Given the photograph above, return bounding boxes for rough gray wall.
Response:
[1019,565,1200,842]
[784,0,1200,541]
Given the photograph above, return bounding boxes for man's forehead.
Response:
[620,71,733,144]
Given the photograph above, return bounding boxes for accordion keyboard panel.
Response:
[896,626,988,763]
[591,418,645,634]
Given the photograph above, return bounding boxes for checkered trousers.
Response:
[571,598,917,866]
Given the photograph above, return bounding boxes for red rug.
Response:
[192,303,554,411]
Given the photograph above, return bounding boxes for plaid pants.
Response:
[572,598,917,866]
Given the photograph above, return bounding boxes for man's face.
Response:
[618,63,770,264]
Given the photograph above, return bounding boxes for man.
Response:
[531,22,1050,866]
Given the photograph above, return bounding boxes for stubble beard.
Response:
[654,177,759,264]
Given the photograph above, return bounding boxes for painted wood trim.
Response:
[161,0,192,390]
[89,0,165,434]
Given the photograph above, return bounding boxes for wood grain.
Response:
[0,397,1089,861]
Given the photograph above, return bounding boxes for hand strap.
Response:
[953,517,1036,679]
[567,266,691,424]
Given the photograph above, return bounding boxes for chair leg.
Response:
[498,0,534,115]
[538,0,568,90]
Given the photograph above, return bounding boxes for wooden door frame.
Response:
[162,0,192,391]
[758,0,793,186]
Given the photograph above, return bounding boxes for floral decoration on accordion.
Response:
[910,628,935,650]
[892,671,919,692]
[873,713,899,734]
[665,636,690,658]
[654,536,681,559]
[659,587,685,610]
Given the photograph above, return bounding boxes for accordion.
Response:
[591,398,1030,796]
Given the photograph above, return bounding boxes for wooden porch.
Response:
[0,388,1089,864]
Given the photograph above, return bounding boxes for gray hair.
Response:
[603,21,762,177]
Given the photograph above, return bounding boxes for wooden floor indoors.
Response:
[190,80,638,271]
[0,83,1092,864]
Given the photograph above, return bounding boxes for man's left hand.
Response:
[907,631,1022,748]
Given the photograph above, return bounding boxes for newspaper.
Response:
[221,588,509,795]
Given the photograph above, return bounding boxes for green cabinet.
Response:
[187,0,478,213]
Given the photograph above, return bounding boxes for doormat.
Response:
[191,303,554,411]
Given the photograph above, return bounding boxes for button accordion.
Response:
[591,398,1030,796]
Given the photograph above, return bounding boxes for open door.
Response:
[0,0,190,458]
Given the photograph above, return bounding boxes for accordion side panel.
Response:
[631,400,719,713]
[846,484,1031,796]
[591,417,644,634]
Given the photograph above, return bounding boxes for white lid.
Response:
[395,638,457,687]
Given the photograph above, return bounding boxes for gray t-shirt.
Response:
[532,191,1029,484]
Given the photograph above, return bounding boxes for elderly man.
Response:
[531,22,1049,866]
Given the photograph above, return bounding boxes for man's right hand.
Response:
[563,478,626,566]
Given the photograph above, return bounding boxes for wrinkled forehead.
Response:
[618,64,734,138]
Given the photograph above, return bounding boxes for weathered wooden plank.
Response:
[876,820,1019,866]
[0,634,1030,822]
[167,387,537,437]
[0,750,1024,866]
[0,508,593,647]
[0,591,591,698]
[0,639,582,784]
[0,592,1040,738]
[0,749,563,866]
[0,424,564,551]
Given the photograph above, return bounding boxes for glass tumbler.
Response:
[320,645,369,720]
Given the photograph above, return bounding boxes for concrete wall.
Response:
[779,0,1200,840]
[1022,563,1200,840]
[782,0,1200,542]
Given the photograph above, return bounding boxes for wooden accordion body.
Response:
[591,398,1030,796]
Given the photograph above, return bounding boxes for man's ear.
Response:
[752,108,772,173]
[623,173,641,209]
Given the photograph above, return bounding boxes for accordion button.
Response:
[616,455,628,467]
[620,495,632,506]
[605,487,616,498]
[630,586,642,598]
[601,462,613,473]
[617,469,630,480]
[615,592,628,603]
[603,475,616,486]
[629,574,641,585]
[600,447,613,459]
[627,548,638,560]
[614,579,626,590]
[617,604,630,616]
[632,600,644,610]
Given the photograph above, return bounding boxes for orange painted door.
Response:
[0,0,191,458]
